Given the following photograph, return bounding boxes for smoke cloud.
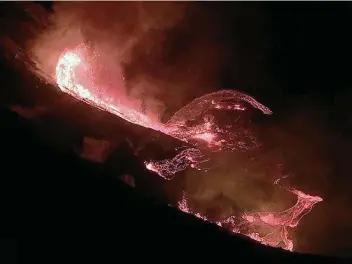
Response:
[28,2,229,121]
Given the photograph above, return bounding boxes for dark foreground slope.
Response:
[0,107,346,263]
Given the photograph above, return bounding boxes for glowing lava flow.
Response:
[144,148,210,180]
[55,44,323,252]
[178,190,322,251]
[56,45,163,131]
[56,44,272,149]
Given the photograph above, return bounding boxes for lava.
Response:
[144,148,210,180]
[55,44,272,149]
[56,44,163,131]
[178,189,322,251]
[55,43,323,251]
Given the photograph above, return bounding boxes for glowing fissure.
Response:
[55,44,323,251]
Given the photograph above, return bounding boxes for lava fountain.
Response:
[55,43,322,251]
[56,44,162,131]
[55,44,272,148]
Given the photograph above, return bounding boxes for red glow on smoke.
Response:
[55,44,323,251]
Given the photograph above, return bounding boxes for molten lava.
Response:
[55,44,322,251]
[56,44,271,149]
[56,44,162,131]
[178,190,322,251]
[144,148,210,180]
